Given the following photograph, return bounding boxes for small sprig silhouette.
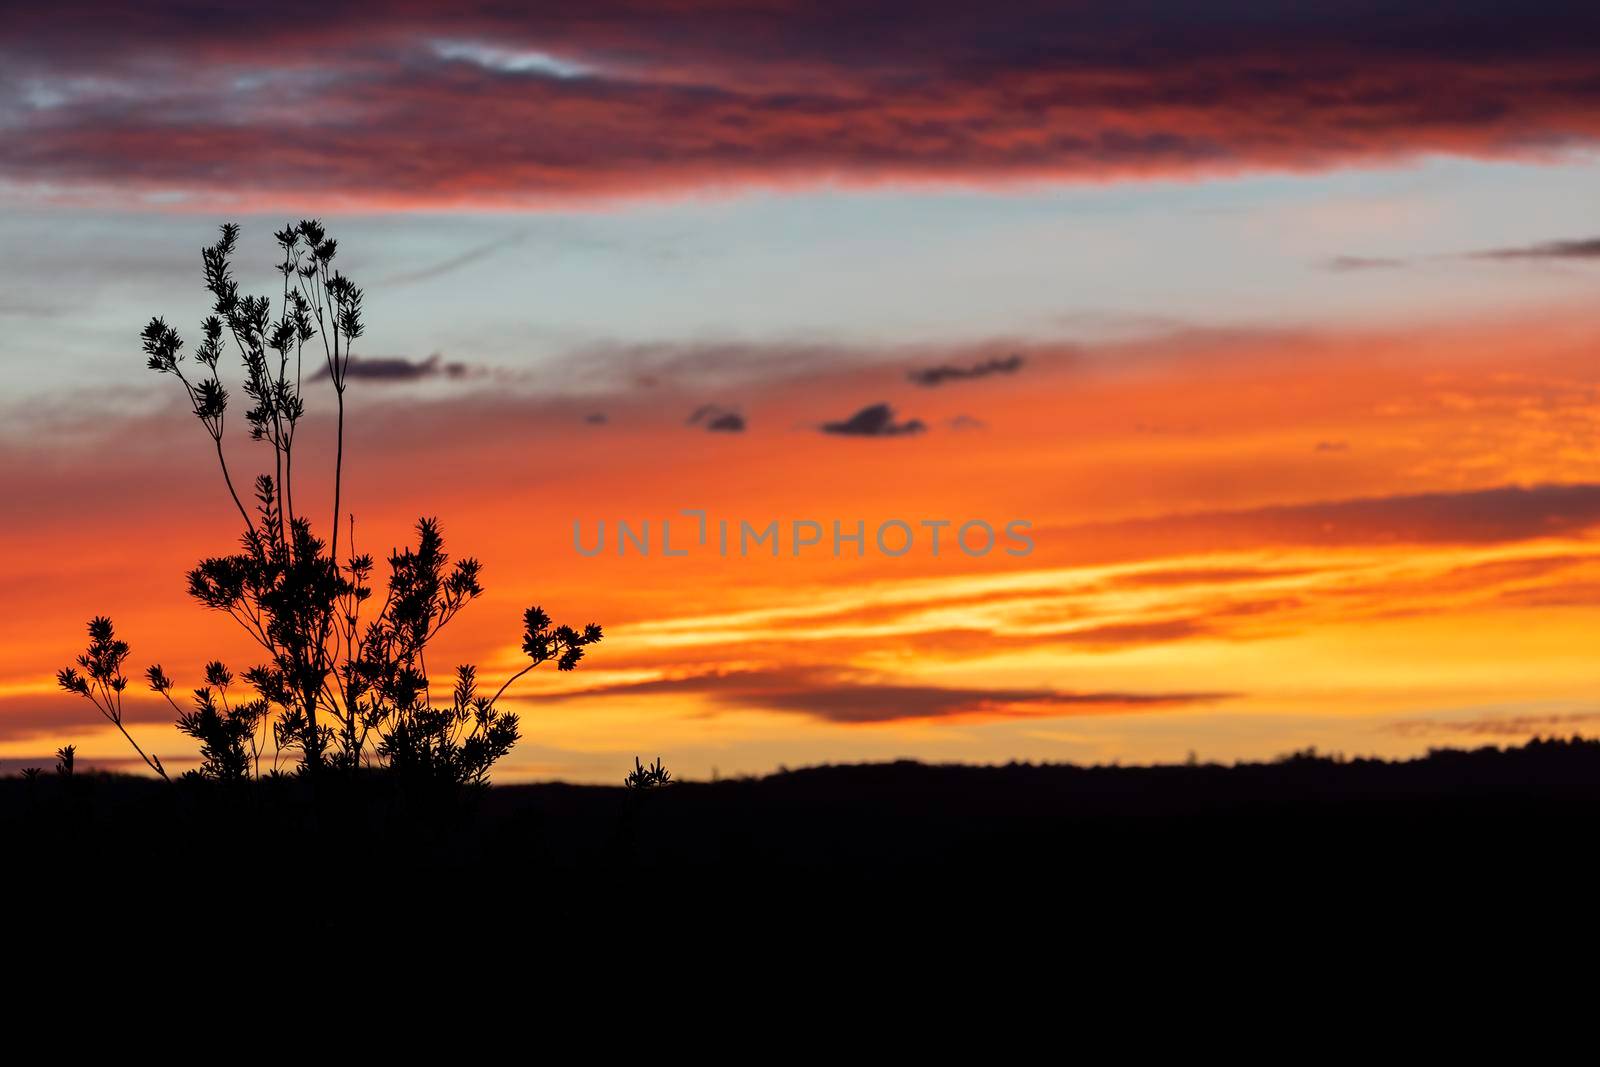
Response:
[489,607,604,704]
[55,745,75,777]
[57,618,168,781]
[624,756,673,790]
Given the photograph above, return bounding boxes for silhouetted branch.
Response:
[57,618,168,781]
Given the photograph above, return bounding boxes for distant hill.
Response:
[8,738,1598,939]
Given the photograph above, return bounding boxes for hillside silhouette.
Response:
[10,738,1597,939]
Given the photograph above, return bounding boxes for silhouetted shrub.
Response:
[58,222,601,792]
[625,756,674,790]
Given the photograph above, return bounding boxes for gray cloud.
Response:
[908,353,1024,386]
[1469,236,1600,261]
[320,352,473,382]
[1323,255,1407,271]
[688,404,746,432]
[1328,235,1600,271]
[821,403,925,437]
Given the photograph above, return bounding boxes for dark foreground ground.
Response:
[7,738,1599,949]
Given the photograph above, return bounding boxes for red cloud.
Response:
[2,2,1598,206]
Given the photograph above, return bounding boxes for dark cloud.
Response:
[821,403,925,437]
[1042,483,1600,563]
[3,3,1598,205]
[0,692,172,744]
[1042,618,1212,648]
[319,353,473,382]
[1324,256,1407,271]
[1223,483,1600,545]
[1333,236,1600,270]
[1496,578,1600,609]
[1469,236,1600,261]
[558,665,1228,724]
[755,682,1222,723]
[688,404,746,432]
[570,339,867,394]
[584,412,607,424]
[1315,440,1349,452]
[908,354,1023,386]
[1390,712,1600,739]
[569,337,1046,399]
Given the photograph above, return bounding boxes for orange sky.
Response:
[5,3,1600,781]
[8,306,1600,779]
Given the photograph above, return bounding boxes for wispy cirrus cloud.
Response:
[1325,234,1600,271]
[1469,236,1600,261]
[1323,256,1407,272]
[376,233,525,286]
[3,2,1598,207]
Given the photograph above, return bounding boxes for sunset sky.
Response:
[2,2,1599,781]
